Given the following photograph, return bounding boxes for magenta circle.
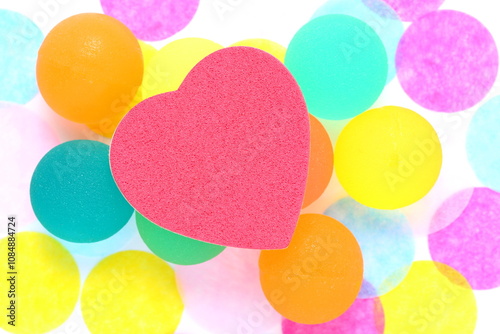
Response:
[429,187,500,290]
[100,0,199,41]
[396,10,498,112]
[380,0,444,21]
[282,296,384,334]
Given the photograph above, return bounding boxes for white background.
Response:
[2,0,500,333]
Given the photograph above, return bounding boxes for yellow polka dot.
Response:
[381,261,477,334]
[142,38,223,99]
[0,232,79,334]
[230,39,286,63]
[81,250,183,334]
[335,106,442,209]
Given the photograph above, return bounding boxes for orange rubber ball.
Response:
[259,214,363,324]
[37,13,143,124]
[302,115,334,208]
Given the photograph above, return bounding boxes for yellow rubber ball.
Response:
[335,106,442,209]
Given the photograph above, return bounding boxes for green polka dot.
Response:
[136,212,225,265]
[285,14,388,120]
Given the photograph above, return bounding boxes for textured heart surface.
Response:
[110,47,310,249]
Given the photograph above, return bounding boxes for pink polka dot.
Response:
[396,10,498,112]
[380,0,444,21]
[0,103,59,227]
[282,296,384,334]
[429,187,500,290]
[429,188,473,234]
[100,0,199,41]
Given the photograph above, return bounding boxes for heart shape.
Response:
[110,47,309,249]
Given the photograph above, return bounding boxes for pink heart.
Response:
[110,47,309,249]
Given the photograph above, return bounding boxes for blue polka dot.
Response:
[467,96,500,192]
[0,10,43,104]
[312,0,403,83]
[325,197,415,298]
[30,140,134,243]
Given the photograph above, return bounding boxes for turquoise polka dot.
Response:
[467,96,500,192]
[312,0,403,83]
[325,197,414,298]
[136,212,225,265]
[0,10,43,103]
[30,140,133,243]
[285,14,388,120]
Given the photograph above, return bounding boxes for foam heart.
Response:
[110,47,310,249]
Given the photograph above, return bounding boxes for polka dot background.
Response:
[81,251,183,334]
[0,232,80,334]
[313,0,403,82]
[381,261,477,334]
[466,96,500,192]
[175,247,281,333]
[429,187,500,290]
[325,197,415,298]
[380,0,445,21]
[282,295,385,334]
[396,10,498,112]
[0,10,43,103]
[2,0,500,333]
[100,0,199,41]
[0,103,59,227]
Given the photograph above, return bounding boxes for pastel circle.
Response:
[380,261,477,334]
[37,13,143,124]
[325,197,414,298]
[142,38,223,99]
[88,41,157,138]
[100,0,199,41]
[396,10,498,112]
[429,187,500,290]
[259,214,363,324]
[335,106,442,209]
[0,103,59,226]
[429,188,474,234]
[81,250,183,333]
[175,248,281,333]
[380,0,444,21]
[285,14,388,120]
[0,10,43,103]
[136,212,225,265]
[30,140,133,243]
[466,96,500,192]
[0,232,79,334]
[313,0,403,82]
[302,115,334,208]
[282,295,385,334]
[230,39,286,63]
